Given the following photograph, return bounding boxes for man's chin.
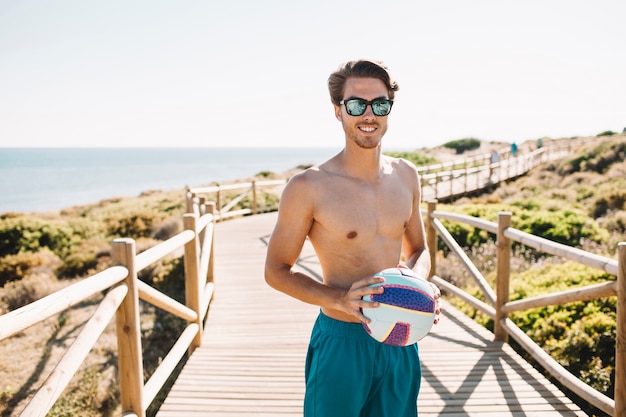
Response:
[355,137,382,150]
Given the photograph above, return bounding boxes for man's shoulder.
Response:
[282,165,327,197]
[382,154,420,178]
[288,164,325,184]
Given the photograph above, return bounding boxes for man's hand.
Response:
[336,275,385,323]
[430,281,442,325]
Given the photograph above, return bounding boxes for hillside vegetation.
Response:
[1,134,624,416]
[432,134,625,416]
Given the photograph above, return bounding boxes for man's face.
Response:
[335,77,390,150]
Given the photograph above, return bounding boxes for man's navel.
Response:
[347,231,358,239]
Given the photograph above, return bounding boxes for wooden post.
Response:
[464,165,468,194]
[206,202,216,284]
[198,197,207,245]
[183,214,202,350]
[615,242,626,416]
[112,238,145,417]
[474,162,480,190]
[184,189,194,214]
[494,212,512,342]
[216,184,222,220]
[252,180,258,214]
[426,201,437,279]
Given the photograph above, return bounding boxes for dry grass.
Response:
[0,171,291,416]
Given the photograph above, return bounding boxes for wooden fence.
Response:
[185,179,285,221]
[0,179,292,417]
[0,211,219,417]
[3,136,622,416]
[418,138,584,201]
[425,201,625,416]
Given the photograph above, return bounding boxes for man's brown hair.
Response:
[328,59,399,105]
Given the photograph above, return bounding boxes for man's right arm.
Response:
[264,173,382,322]
[264,174,327,303]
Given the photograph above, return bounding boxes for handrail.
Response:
[0,265,129,340]
[417,138,584,201]
[19,285,129,416]
[424,201,625,416]
[504,227,619,275]
[186,179,286,220]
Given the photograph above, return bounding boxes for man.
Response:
[265,59,439,417]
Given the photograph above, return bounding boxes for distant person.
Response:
[490,150,500,179]
[511,142,518,157]
[537,138,543,149]
[265,59,440,417]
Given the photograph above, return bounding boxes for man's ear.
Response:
[334,105,342,121]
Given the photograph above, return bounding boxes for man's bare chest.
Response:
[311,180,413,241]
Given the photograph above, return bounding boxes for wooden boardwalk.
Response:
[156,212,586,416]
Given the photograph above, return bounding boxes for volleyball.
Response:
[362,267,436,346]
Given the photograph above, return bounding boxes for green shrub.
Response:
[0,249,61,286]
[384,151,439,167]
[255,170,274,178]
[442,138,481,154]
[48,365,118,417]
[0,272,61,312]
[0,216,92,258]
[507,262,616,394]
[558,137,626,175]
[56,238,110,278]
[602,210,626,233]
[58,251,99,279]
[591,189,626,218]
[515,207,607,246]
[440,201,608,249]
[239,192,280,212]
[596,130,616,137]
[553,312,615,393]
[151,217,183,241]
[105,209,170,238]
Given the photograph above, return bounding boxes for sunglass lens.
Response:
[372,100,391,116]
[346,100,367,116]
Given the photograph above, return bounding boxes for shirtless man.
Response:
[265,59,438,417]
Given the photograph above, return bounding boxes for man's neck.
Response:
[340,143,384,182]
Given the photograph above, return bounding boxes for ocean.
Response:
[0,147,340,214]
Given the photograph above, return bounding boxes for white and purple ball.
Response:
[362,267,436,346]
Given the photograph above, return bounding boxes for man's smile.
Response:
[359,125,377,133]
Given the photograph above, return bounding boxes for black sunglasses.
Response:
[339,98,393,116]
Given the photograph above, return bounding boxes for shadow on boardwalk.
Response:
[156,213,586,417]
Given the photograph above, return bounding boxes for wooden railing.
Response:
[185,179,286,221]
[183,138,585,214]
[0,206,218,417]
[0,178,291,417]
[424,201,625,416]
[418,138,584,201]
[1,137,606,416]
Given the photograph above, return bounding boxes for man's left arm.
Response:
[401,161,431,279]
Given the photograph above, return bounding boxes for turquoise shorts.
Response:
[304,312,421,417]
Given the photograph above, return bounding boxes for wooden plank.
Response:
[156,213,586,417]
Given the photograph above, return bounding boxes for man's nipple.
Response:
[347,231,358,239]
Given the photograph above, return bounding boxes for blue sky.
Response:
[1,0,624,149]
